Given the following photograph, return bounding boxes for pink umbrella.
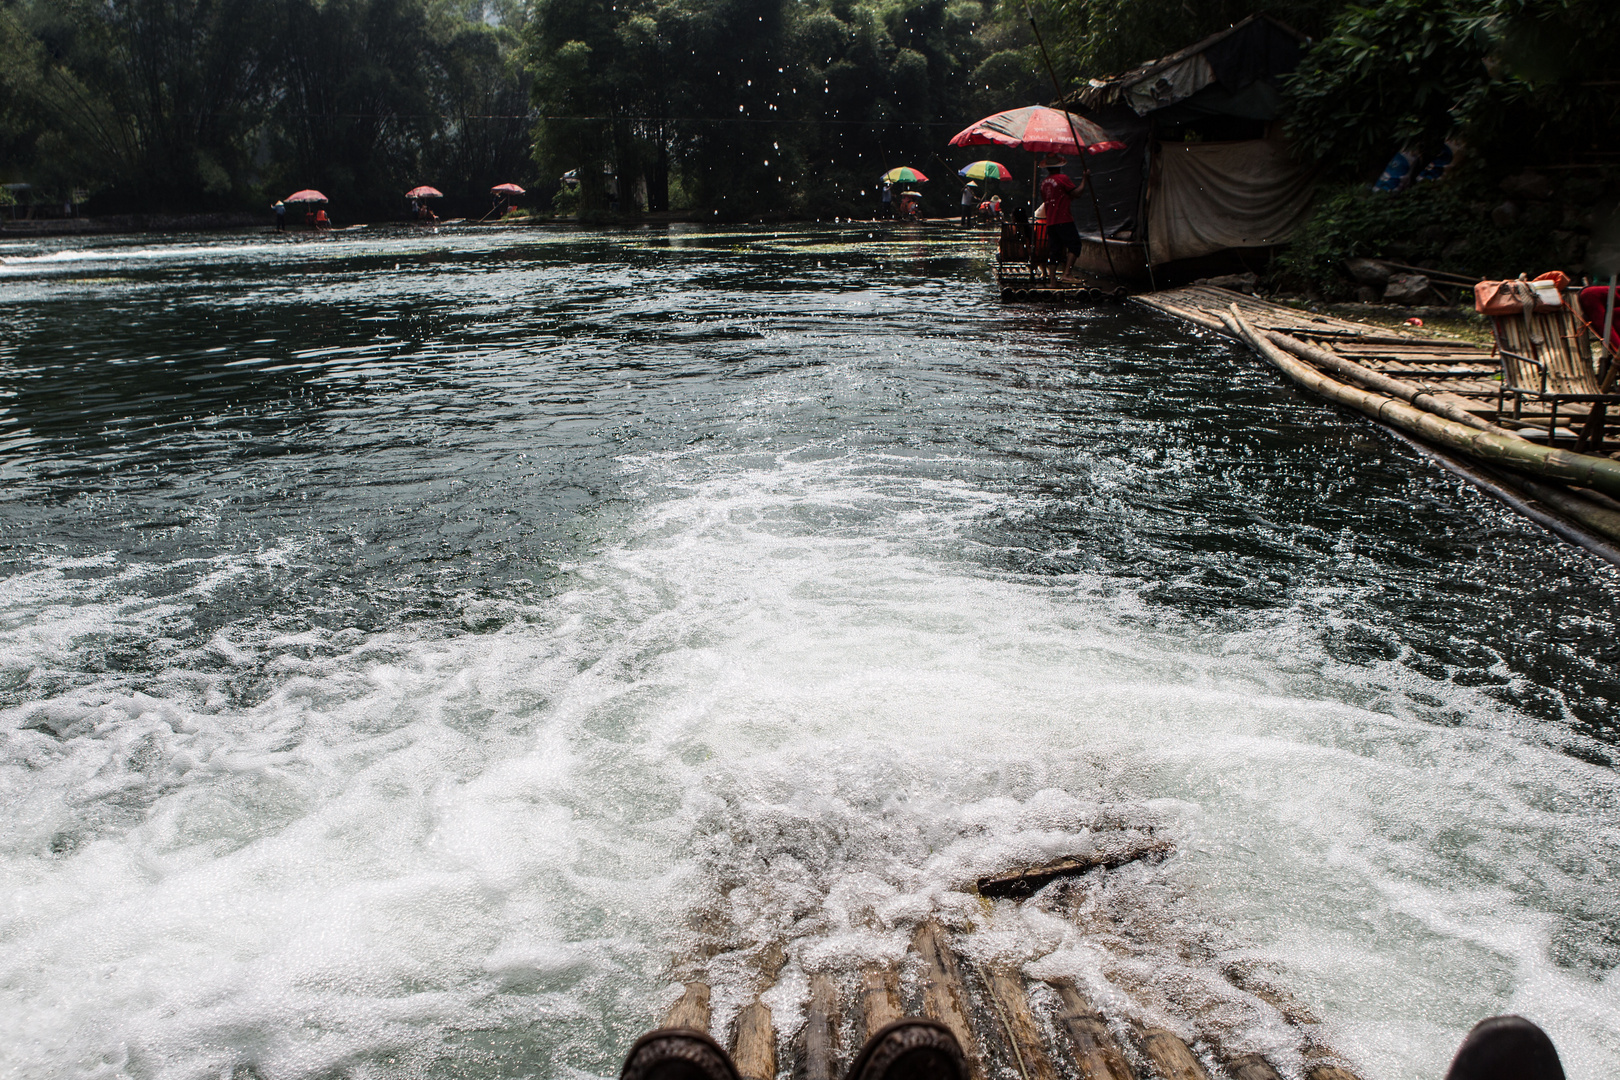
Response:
[949,106,1125,156]
[405,185,443,198]
[490,183,525,194]
[285,189,328,203]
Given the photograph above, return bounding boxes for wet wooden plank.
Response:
[1053,984,1135,1080]
[804,973,840,1080]
[914,921,986,1079]
[861,967,903,1042]
[734,1001,776,1080]
[984,969,1059,1080]
[1137,1028,1209,1080]
[666,982,712,1032]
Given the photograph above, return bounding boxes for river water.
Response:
[1,225,1617,1080]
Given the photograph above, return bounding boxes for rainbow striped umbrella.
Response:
[880,167,929,183]
[958,161,1013,181]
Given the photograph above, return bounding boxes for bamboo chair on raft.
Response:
[1480,274,1620,452]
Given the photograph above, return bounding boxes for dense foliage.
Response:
[1,0,1615,234]
[0,0,532,217]
[525,0,1046,219]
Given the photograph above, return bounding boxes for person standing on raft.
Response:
[1039,155,1083,284]
[960,181,979,227]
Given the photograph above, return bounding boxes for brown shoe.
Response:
[621,1028,742,1080]
[844,1019,967,1080]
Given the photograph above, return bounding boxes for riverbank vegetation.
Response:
[0,0,533,219]
[1,0,1614,279]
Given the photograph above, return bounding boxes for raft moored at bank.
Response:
[1137,284,1620,565]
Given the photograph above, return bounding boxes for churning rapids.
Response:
[1,225,1618,1080]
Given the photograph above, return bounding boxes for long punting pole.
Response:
[1023,3,1118,280]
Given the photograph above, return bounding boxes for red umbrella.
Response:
[949,106,1125,156]
[490,183,525,195]
[405,185,443,199]
[285,189,328,203]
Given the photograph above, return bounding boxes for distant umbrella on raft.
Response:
[491,183,525,195]
[285,189,328,203]
[880,167,928,183]
[958,161,1013,181]
[405,185,443,199]
[949,106,1126,156]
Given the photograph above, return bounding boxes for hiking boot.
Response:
[621,1028,742,1080]
[1444,1015,1565,1080]
[844,1018,968,1080]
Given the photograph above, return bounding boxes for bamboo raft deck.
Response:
[662,918,1361,1080]
[996,262,1131,304]
[1135,286,1620,565]
[1135,286,1620,451]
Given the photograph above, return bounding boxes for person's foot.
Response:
[621,1029,741,1080]
[1445,1015,1564,1080]
[844,1019,967,1080]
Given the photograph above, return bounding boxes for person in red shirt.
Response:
[1038,156,1083,284]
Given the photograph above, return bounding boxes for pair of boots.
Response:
[621,1018,965,1080]
[620,1014,1563,1080]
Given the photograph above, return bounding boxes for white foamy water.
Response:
[1,441,1617,1080]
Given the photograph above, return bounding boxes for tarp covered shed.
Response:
[1065,15,1316,267]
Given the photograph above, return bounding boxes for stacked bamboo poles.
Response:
[1134,285,1620,562]
[662,918,1365,1080]
[1211,304,1620,554]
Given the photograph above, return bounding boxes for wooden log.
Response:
[666,982,712,1032]
[1226,1054,1283,1080]
[1220,304,1620,504]
[1052,984,1135,1080]
[976,840,1173,899]
[734,1001,776,1080]
[861,968,903,1042]
[1137,1028,1209,1080]
[984,969,1059,1080]
[804,973,840,1080]
[913,922,986,1079]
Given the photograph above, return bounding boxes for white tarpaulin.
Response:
[1125,53,1215,115]
[1147,139,1315,264]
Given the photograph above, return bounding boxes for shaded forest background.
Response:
[0,0,1615,256]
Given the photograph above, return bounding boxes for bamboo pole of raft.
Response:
[1227,1053,1285,1080]
[912,922,986,1079]
[1051,984,1135,1080]
[860,967,904,1042]
[733,1001,776,1080]
[1266,332,1516,435]
[1379,422,1620,561]
[1137,1028,1210,1080]
[665,982,712,1031]
[1220,305,1620,502]
[984,969,1059,1080]
[804,974,840,1080]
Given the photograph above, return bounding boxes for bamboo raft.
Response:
[996,262,1130,304]
[661,920,1360,1080]
[1134,286,1620,566]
